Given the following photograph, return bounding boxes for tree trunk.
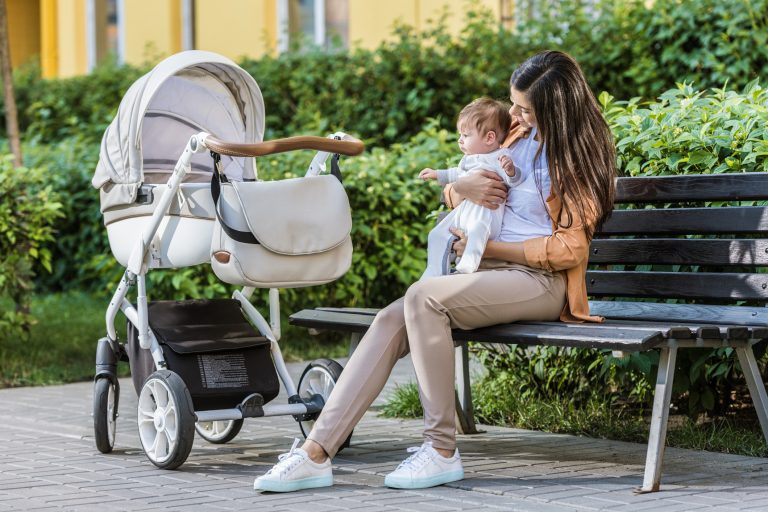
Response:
[0,0,23,168]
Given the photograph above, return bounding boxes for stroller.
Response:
[90,51,363,469]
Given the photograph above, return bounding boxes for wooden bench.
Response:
[289,172,768,493]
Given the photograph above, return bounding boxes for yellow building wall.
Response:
[123,0,182,65]
[194,0,276,62]
[56,0,87,77]
[349,0,500,49]
[31,0,509,77]
[348,1,413,48]
[7,0,41,68]
[40,0,58,78]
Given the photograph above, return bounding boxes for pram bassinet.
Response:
[91,51,363,469]
[92,51,264,268]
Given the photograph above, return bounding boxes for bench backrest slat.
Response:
[600,206,768,235]
[615,173,768,202]
[588,173,768,313]
[589,239,768,266]
[588,300,768,326]
[587,271,768,301]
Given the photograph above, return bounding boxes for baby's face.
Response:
[457,125,488,155]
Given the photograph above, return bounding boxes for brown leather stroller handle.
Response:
[204,135,365,157]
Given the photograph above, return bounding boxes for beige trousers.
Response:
[308,265,566,457]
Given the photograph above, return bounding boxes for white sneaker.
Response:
[384,441,464,489]
[253,439,333,492]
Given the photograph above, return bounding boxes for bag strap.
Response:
[210,151,260,245]
[330,152,342,182]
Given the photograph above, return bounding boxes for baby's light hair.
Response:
[457,97,512,142]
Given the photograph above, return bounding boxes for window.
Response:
[87,0,121,70]
[279,0,349,52]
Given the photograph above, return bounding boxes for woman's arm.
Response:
[450,206,592,271]
[445,170,508,209]
[521,223,590,271]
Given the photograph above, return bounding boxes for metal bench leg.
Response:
[637,345,677,494]
[454,344,479,434]
[735,346,768,444]
[348,332,362,358]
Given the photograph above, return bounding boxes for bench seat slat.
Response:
[290,309,375,333]
[291,306,768,344]
[589,239,768,266]
[599,206,768,235]
[289,309,666,351]
[587,271,768,300]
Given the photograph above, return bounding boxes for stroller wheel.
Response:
[94,377,118,453]
[195,419,243,444]
[137,370,195,469]
[297,358,352,450]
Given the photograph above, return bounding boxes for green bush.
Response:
[5,1,767,148]
[7,60,145,143]
[0,155,63,338]
[603,81,768,176]
[22,138,109,291]
[516,0,768,101]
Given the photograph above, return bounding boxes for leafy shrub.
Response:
[6,1,767,148]
[474,344,652,408]
[0,155,63,338]
[6,60,145,143]
[22,138,109,291]
[603,81,768,176]
[516,0,768,101]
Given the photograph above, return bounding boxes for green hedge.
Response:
[603,81,768,176]
[4,0,767,147]
[0,156,62,340]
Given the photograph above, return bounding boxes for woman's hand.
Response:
[453,170,508,209]
[449,227,467,257]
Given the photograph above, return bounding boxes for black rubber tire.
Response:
[194,419,244,444]
[93,377,118,454]
[137,370,196,470]
[297,358,352,451]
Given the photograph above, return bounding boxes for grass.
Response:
[0,291,347,388]
[381,381,768,458]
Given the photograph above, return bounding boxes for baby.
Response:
[419,97,519,278]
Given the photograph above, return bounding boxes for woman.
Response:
[253,50,616,493]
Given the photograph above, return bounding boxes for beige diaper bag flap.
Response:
[210,172,353,288]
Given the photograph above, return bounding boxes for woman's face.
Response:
[509,87,537,129]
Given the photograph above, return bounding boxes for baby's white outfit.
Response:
[422,147,520,278]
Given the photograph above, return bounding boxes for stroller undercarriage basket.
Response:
[127,299,279,411]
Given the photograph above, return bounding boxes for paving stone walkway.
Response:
[1,356,767,511]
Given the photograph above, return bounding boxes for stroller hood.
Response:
[92,50,265,212]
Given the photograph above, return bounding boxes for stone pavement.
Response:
[1,355,767,511]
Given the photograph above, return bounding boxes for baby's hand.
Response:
[499,155,515,177]
[419,168,438,181]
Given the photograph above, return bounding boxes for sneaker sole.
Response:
[384,469,464,489]
[254,475,333,493]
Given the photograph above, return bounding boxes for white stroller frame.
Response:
[91,51,363,469]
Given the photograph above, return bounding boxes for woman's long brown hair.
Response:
[510,51,616,239]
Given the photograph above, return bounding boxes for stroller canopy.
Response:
[92,50,265,211]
